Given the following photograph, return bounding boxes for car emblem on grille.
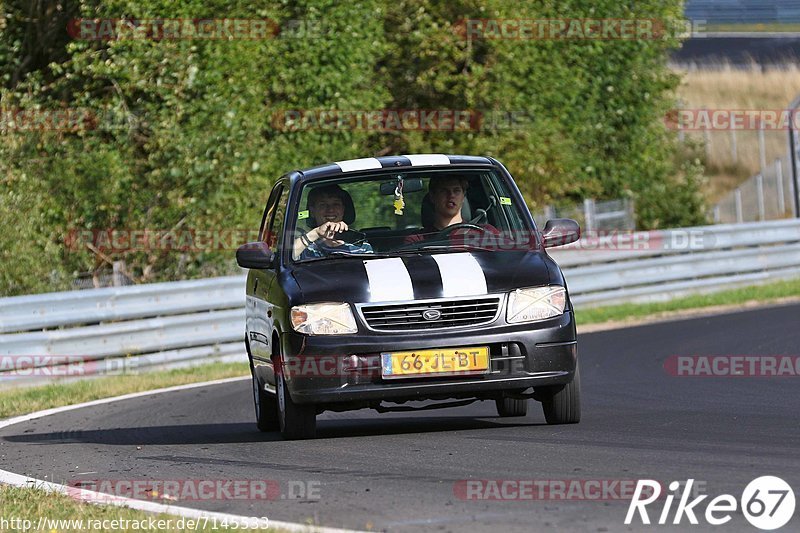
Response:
[422,309,442,321]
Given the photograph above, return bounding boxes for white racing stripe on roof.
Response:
[363,258,414,302]
[432,253,487,297]
[404,154,450,166]
[335,158,383,172]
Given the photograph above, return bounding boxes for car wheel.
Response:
[251,369,279,432]
[276,364,316,440]
[495,397,528,417]
[540,363,581,424]
[247,336,279,432]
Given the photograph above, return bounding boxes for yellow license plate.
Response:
[381,347,489,379]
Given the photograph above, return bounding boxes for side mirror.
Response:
[541,219,580,248]
[236,242,276,269]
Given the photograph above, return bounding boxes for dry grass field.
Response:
[674,64,800,202]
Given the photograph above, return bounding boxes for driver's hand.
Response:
[316,221,348,245]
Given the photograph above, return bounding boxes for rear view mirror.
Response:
[542,219,580,248]
[380,178,424,195]
[236,241,275,269]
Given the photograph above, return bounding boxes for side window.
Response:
[259,183,282,241]
[265,187,288,254]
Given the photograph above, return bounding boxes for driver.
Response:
[405,175,499,243]
[294,184,373,259]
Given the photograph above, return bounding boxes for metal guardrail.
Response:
[0,277,243,333]
[0,220,799,384]
[685,0,800,24]
[549,219,800,305]
[550,218,800,267]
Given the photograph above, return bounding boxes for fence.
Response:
[533,198,635,232]
[713,156,796,223]
[1,219,799,384]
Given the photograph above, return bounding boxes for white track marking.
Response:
[0,376,364,533]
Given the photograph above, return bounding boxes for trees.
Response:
[0,0,704,295]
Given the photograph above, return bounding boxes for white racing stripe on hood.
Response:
[363,258,415,302]
[335,157,382,172]
[432,253,488,297]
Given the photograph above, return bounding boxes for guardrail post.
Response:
[544,205,555,220]
[112,261,127,287]
[712,205,720,223]
[776,158,786,214]
[625,198,635,230]
[730,129,737,163]
[583,198,596,232]
[734,188,743,223]
[788,105,800,218]
[758,128,767,171]
[756,174,765,221]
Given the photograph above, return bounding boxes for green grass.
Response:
[0,485,277,532]
[575,277,800,326]
[0,361,249,419]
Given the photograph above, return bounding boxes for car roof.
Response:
[288,154,497,185]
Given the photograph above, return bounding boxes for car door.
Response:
[247,180,288,386]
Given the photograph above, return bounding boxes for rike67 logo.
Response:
[626,477,795,530]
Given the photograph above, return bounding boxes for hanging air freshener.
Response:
[393,175,405,215]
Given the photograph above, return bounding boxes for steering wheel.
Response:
[333,229,367,245]
[436,223,493,238]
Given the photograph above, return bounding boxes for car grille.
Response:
[360,296,501,331]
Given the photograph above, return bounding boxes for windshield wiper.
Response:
[298,250,371,262]
[401,243,498,253]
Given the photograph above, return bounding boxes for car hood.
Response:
[291,250,553,304]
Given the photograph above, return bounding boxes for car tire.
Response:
[540,363,581,424]
[251,369,279,432]
[246,336,279,432]
[495,397,528,417]
[276,364,316,440]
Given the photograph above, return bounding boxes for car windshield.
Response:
[290,168,535,262]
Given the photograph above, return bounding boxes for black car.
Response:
[237,154,581,439]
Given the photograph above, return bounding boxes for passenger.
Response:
[294,184,373,259]
[405,176,499,244]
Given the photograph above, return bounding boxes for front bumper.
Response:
[279,310,578,405]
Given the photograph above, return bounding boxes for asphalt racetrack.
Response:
[1,303,798,532]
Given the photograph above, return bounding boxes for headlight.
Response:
[290,302,357,335]
[507,286,566,323]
